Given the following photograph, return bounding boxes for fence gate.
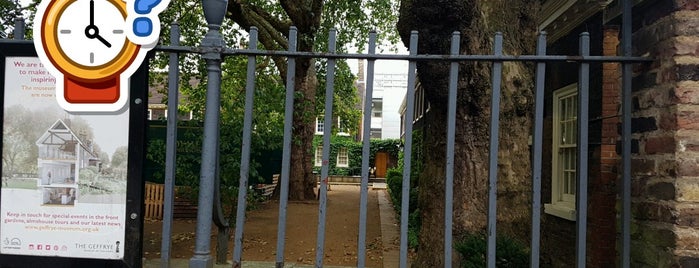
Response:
[1,0,652,267]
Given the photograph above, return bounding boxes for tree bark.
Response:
[288,55,320,200]
[398,0,538,266]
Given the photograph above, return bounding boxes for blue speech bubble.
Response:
[134,0,162,14]
[133,17,153,37]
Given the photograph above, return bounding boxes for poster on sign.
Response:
[0,42,146,267]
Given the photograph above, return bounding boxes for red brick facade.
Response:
[587,27,621,268]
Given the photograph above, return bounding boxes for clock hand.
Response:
[94,34,112,48]
[84,0,110,48]
[85,26,112,48]
[89,0,94,27]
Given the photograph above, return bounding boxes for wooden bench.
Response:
[173,198,198,219]
[255,174,279,198]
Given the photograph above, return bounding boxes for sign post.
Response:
[0,41,146,267]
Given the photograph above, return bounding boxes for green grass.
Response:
[2,178,38,190]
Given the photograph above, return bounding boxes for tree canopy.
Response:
[1,0,401,200]
[151,0,400,200]
[0,0,21,38]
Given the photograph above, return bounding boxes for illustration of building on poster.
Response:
[1,57,130,259]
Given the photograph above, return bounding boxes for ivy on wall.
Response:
[312,135,402,176]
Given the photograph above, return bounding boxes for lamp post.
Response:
[189,0,228,267]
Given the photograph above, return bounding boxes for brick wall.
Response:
[587,26,621,268]
[630,1,699,266]
[540,17,606,267]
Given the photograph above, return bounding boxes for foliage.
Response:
[1,105,107,176]
[149,0,385,200]
[224,0,400,199]
[455,232,529,268]
[110,146,129,169]
[0,0,20,39]
[311,136,402,176]
[144,120,272,217]
[145,120,261,188]
[317,0,401,52]
[385,130,423,249]
[315,59,362,138]
[3,178,37,189]
[78,166,99,182]
[79,167,127,195]
[1,0,38,39]
[219,184,267,218]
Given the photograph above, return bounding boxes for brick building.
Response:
[539,0,699,267]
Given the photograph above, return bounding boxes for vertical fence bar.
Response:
[621,0,633,266]
[357,31,377,268]
[444,31,461,268]
[13,16,24,40]
[315,28,337,268]
[575,32,590,268]
[530,31,547,268]
[400,31,418,268]
[275,26,298,268]
[159,21,180,268]
[486,33,504,268]
[213,119,228,264]
[232,26,258,267]
[190,0,227,265]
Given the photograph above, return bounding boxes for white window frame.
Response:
[336,147,349,167]
[337,117,350,136]
[315,117,324,135]
[372,99,382,118]
[545,83,578,221]
[314,146,323,167]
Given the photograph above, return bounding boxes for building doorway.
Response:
[375,152,388,178]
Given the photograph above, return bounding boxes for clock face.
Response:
[39,0,140,81]
[55,0,127,68]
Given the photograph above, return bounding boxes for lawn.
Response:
[2,178,38,190]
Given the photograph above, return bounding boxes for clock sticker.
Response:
[34,0,168,112]
[56,0,129,68]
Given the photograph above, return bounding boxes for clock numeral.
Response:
[113,30,124,34]
[90,52,94,64]
[60,30,71,34]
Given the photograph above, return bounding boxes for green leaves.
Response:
[318,0,400,52]
[0,0,38,39]
[145,0,401,198]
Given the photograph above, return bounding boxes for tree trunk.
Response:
[288,55,319,201]
[398,0,538,266]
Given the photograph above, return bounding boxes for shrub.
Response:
[408,208,421,249]
[385,168,403,206]
[455,232,528,268]
[386,167,422,250]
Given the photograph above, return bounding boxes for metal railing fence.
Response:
[2,0,651,267]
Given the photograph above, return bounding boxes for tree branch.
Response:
[279,0,323,34]
[247,4,292,35]
[227,1,289,75]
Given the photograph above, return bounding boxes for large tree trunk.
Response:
[398,0,538,266]
[288,55,320,200]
